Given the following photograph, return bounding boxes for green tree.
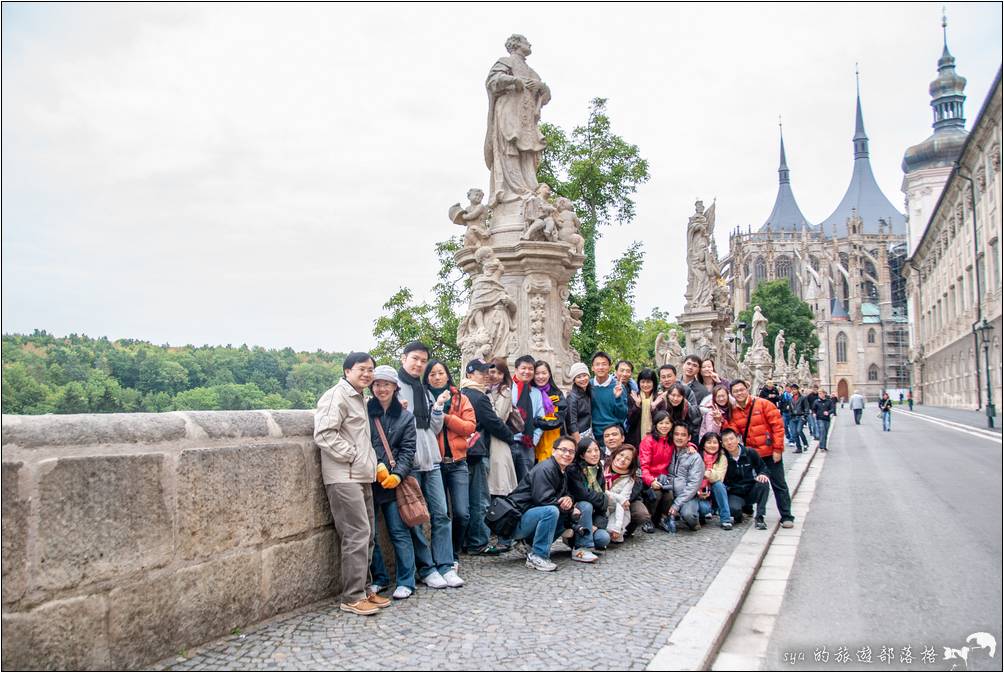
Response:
[737,280,819,368]
[1,363,52,414]
[538,98,650,359]
[592,242,645,361]
[54,382,90,414]
[372,237,467,373]
[173,387,220,411]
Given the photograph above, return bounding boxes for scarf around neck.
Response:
[398,367,431,429]
[535,382,556,416]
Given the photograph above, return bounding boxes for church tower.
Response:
[902,13,969,256]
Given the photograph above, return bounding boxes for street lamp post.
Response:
[975,319,996,429]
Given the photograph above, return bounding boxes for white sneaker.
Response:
[367,583,386,595]
[442,569,465,587]
[451,561,459,572]
[392,586,413,600]
[422,571,448,589]
[525,553,557,572]
[571,548,598,563]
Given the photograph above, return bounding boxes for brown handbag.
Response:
[374,418,430,527]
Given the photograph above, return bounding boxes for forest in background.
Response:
[1,331,346,415]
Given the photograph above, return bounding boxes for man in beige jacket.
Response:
[314,351,390,616]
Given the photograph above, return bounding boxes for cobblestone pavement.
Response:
[157,460,799,672]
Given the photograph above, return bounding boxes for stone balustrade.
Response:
[1,410,342,670]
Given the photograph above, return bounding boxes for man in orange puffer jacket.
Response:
[724,379,794,527]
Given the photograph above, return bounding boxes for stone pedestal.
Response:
[457,236,584,387]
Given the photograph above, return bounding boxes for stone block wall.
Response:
[0,410,343,670]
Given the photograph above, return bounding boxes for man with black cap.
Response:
[460,359,514,555]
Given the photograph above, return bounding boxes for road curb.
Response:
[645,443,821,672]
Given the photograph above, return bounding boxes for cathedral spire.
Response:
[931,10,967,130]
[853,66,869,160]
[778,117,790,185]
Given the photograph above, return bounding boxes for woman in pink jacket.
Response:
[638,410,675,530]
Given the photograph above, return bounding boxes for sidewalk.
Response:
[896,404,1001,433]
[155,459,802,672]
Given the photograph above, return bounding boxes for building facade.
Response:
[728,84,909,401]
[904,65,1002,411]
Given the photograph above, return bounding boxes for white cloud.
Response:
[3,2,1001,351]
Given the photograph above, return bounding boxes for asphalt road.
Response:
[764,408,1003,671]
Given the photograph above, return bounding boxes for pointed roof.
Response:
[819,75,906,238]
[903,13,968,173]
[759,123,813,233]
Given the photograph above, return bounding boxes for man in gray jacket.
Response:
[396,341,464,589]
[667,424,705,531]
[849,391,866,425]
[314,352,390,616]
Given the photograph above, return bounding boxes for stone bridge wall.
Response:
[1,410,341,670]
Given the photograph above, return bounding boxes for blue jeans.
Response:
[817,419,831,449]
[413,467,454,576]
[512,505,561,558]
[370,499,430,590]
[441,459,470,562]
[572,501,610,550]
[782,412,792,440]
[882,411,892,431]
[807,414,819,439]
[510,441,533,485]
[464,456,491,550]
[697,481,733,525]
[791,417,806,451]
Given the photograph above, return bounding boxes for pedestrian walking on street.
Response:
[805,384,820,440]
[907,389,914,411]
[314,352,390,616]
[725,379,795,528]
[849,390,866,425]
[880,392,893,432]
[789,384,810,453]
[812,390,835,451]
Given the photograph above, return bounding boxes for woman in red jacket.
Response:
[639,410,675,531]
[425,360,478,565]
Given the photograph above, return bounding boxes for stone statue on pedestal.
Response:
[685,200,716,312]
[450,187,502,252]
[554,197,584,254]
[457,247,517,365]
[787,343,798,375]
[484,34,551,202]
[796,353,812,388]
[774,329,786,364]
[750,305,768,352]
[655,329,686,367]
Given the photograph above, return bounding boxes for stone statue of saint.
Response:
[686,200,716,311]
[655,329,685,367]
[750,305,768,352]
[774,329,786,362]
[787,343,798,373]
[797,354,811,387]
[458,248,517,362]
[485,34,551,201]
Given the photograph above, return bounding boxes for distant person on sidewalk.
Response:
[758,378,781,408]
[812,389,836,451]
[849,390,866,425]
[789,384,810,454]
[725,379,794,528]
[880,392,893,432]
[805,384,820,440]
[720,428,771,530]
[314,351,390,616]
[907,389,914,411]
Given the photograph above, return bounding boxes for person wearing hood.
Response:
[425,358,476,570]
[366,365,427,601]
[459,359,513,555]
[396,341,462,590]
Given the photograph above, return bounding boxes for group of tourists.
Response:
[313,343,833,617]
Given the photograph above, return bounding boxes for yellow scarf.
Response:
[640,393,653,438]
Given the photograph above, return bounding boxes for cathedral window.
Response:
[836,332,848,363]
[867,329,876,344]
[868,364,879,381]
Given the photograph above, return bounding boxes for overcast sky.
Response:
[3,3,1001,352]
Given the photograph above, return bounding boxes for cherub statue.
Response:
[521,183,558,242]
[553,196,584,254]
[655,329,685,367]
[450,187,502,251]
